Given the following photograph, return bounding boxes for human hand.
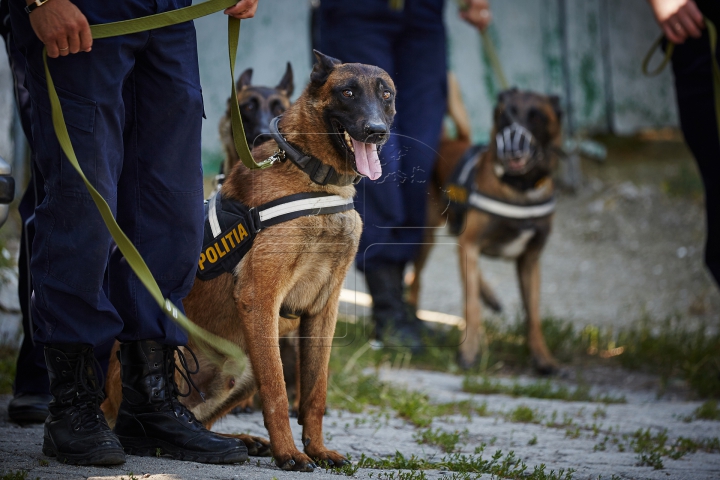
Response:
[459,0,492,32]
[225,0,258,19]
[647,0,704,44]
[28,0,91,58]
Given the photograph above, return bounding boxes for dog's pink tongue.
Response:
[351,138,382,181]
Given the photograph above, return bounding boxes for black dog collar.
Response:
[269,116,362,187]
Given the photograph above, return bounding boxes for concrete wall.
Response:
[0,0,678,173]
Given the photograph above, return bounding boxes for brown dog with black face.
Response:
[103,51,395,472]
[409,88,562,374]
[219,63,294,176]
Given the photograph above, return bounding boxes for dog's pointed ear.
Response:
[310,50,342,86]
[276,62,294,97]
[496,87,518,105]
[549,95,563,122]
[237,68,253,90]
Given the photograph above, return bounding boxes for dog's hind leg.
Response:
[296,293,350,468]
[478,270,502,313]
[408,227,435,310]
[517,250,558,375]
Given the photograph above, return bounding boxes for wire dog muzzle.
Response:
[495,123,540,176]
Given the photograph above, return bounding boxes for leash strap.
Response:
[269,116,363,186]
[643,17,720,148]
[480,30,509,91]
[42,0,255,366]
[199,191,353,280]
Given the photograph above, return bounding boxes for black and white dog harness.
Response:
[444,143,555,234]
[197,190,354,280]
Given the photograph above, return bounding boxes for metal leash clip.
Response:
[265,149,286,165]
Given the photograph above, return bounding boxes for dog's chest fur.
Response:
[237,209,362,322]
[478,219,548,259]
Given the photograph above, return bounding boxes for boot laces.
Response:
[162,346,204,424]
[69,352,106,432]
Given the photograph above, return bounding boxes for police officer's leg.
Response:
[383,9,447,347]
[8,0,152,464]
[392,1,448,296]
[672,34,720,287]
[3,11,52,422]
[316,0,420,342]
[108,18,247,465]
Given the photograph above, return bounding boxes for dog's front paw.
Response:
[532,355,560,376]
[275,451,317,472]
[307,448,350,468]
[235,434,271,457]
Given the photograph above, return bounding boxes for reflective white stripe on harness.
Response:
[468,191,555,219]
[208,190,222,238]
[258,195,353,223]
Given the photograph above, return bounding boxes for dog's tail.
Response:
[445,71,472,143]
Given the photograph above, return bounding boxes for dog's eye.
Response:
[382,91,392,100]
[342,89,353,98]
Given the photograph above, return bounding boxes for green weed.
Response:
[616,317,720,398]
[331,316,720,399]
[619,428,720,470]
[0,344,18,395]
[462,377,625,404]
[413,427,468,453]
[508,405,539,423]
[692,400,720,421]
[1,471,34,480]
[356,447,575,480]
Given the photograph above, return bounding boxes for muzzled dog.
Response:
[219,63,294,177]
[103,50,395,471]
[409,88,562,375]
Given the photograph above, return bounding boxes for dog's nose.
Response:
[364,122,389,142]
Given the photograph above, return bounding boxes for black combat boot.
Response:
[113,340,248,464]
[364,263,424,351]
[42,344,126,465]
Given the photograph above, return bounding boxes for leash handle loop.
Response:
[641,35,675,76]
[642,17,720,148]
[42,0,249,368]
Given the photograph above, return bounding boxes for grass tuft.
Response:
[462,377,625,404]
[508,405,540,423]
[0,343,18,395]
[356,447,575,480]
[692,400,720,421]
[413,427,468,453]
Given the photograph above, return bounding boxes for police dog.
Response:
[219,62,294,176]
[104,51,394,471]
[409,88,562,374]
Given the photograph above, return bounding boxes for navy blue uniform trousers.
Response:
[316,0,447,271]
[10,0,205,347]
[672,25,720,287]
[3,0,114,394]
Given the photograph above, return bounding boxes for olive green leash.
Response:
[42,0,259,368]
[643,17,720,147]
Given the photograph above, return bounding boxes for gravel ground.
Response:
[1,366,719,480]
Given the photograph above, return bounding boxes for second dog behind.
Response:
[410,88,563,374]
